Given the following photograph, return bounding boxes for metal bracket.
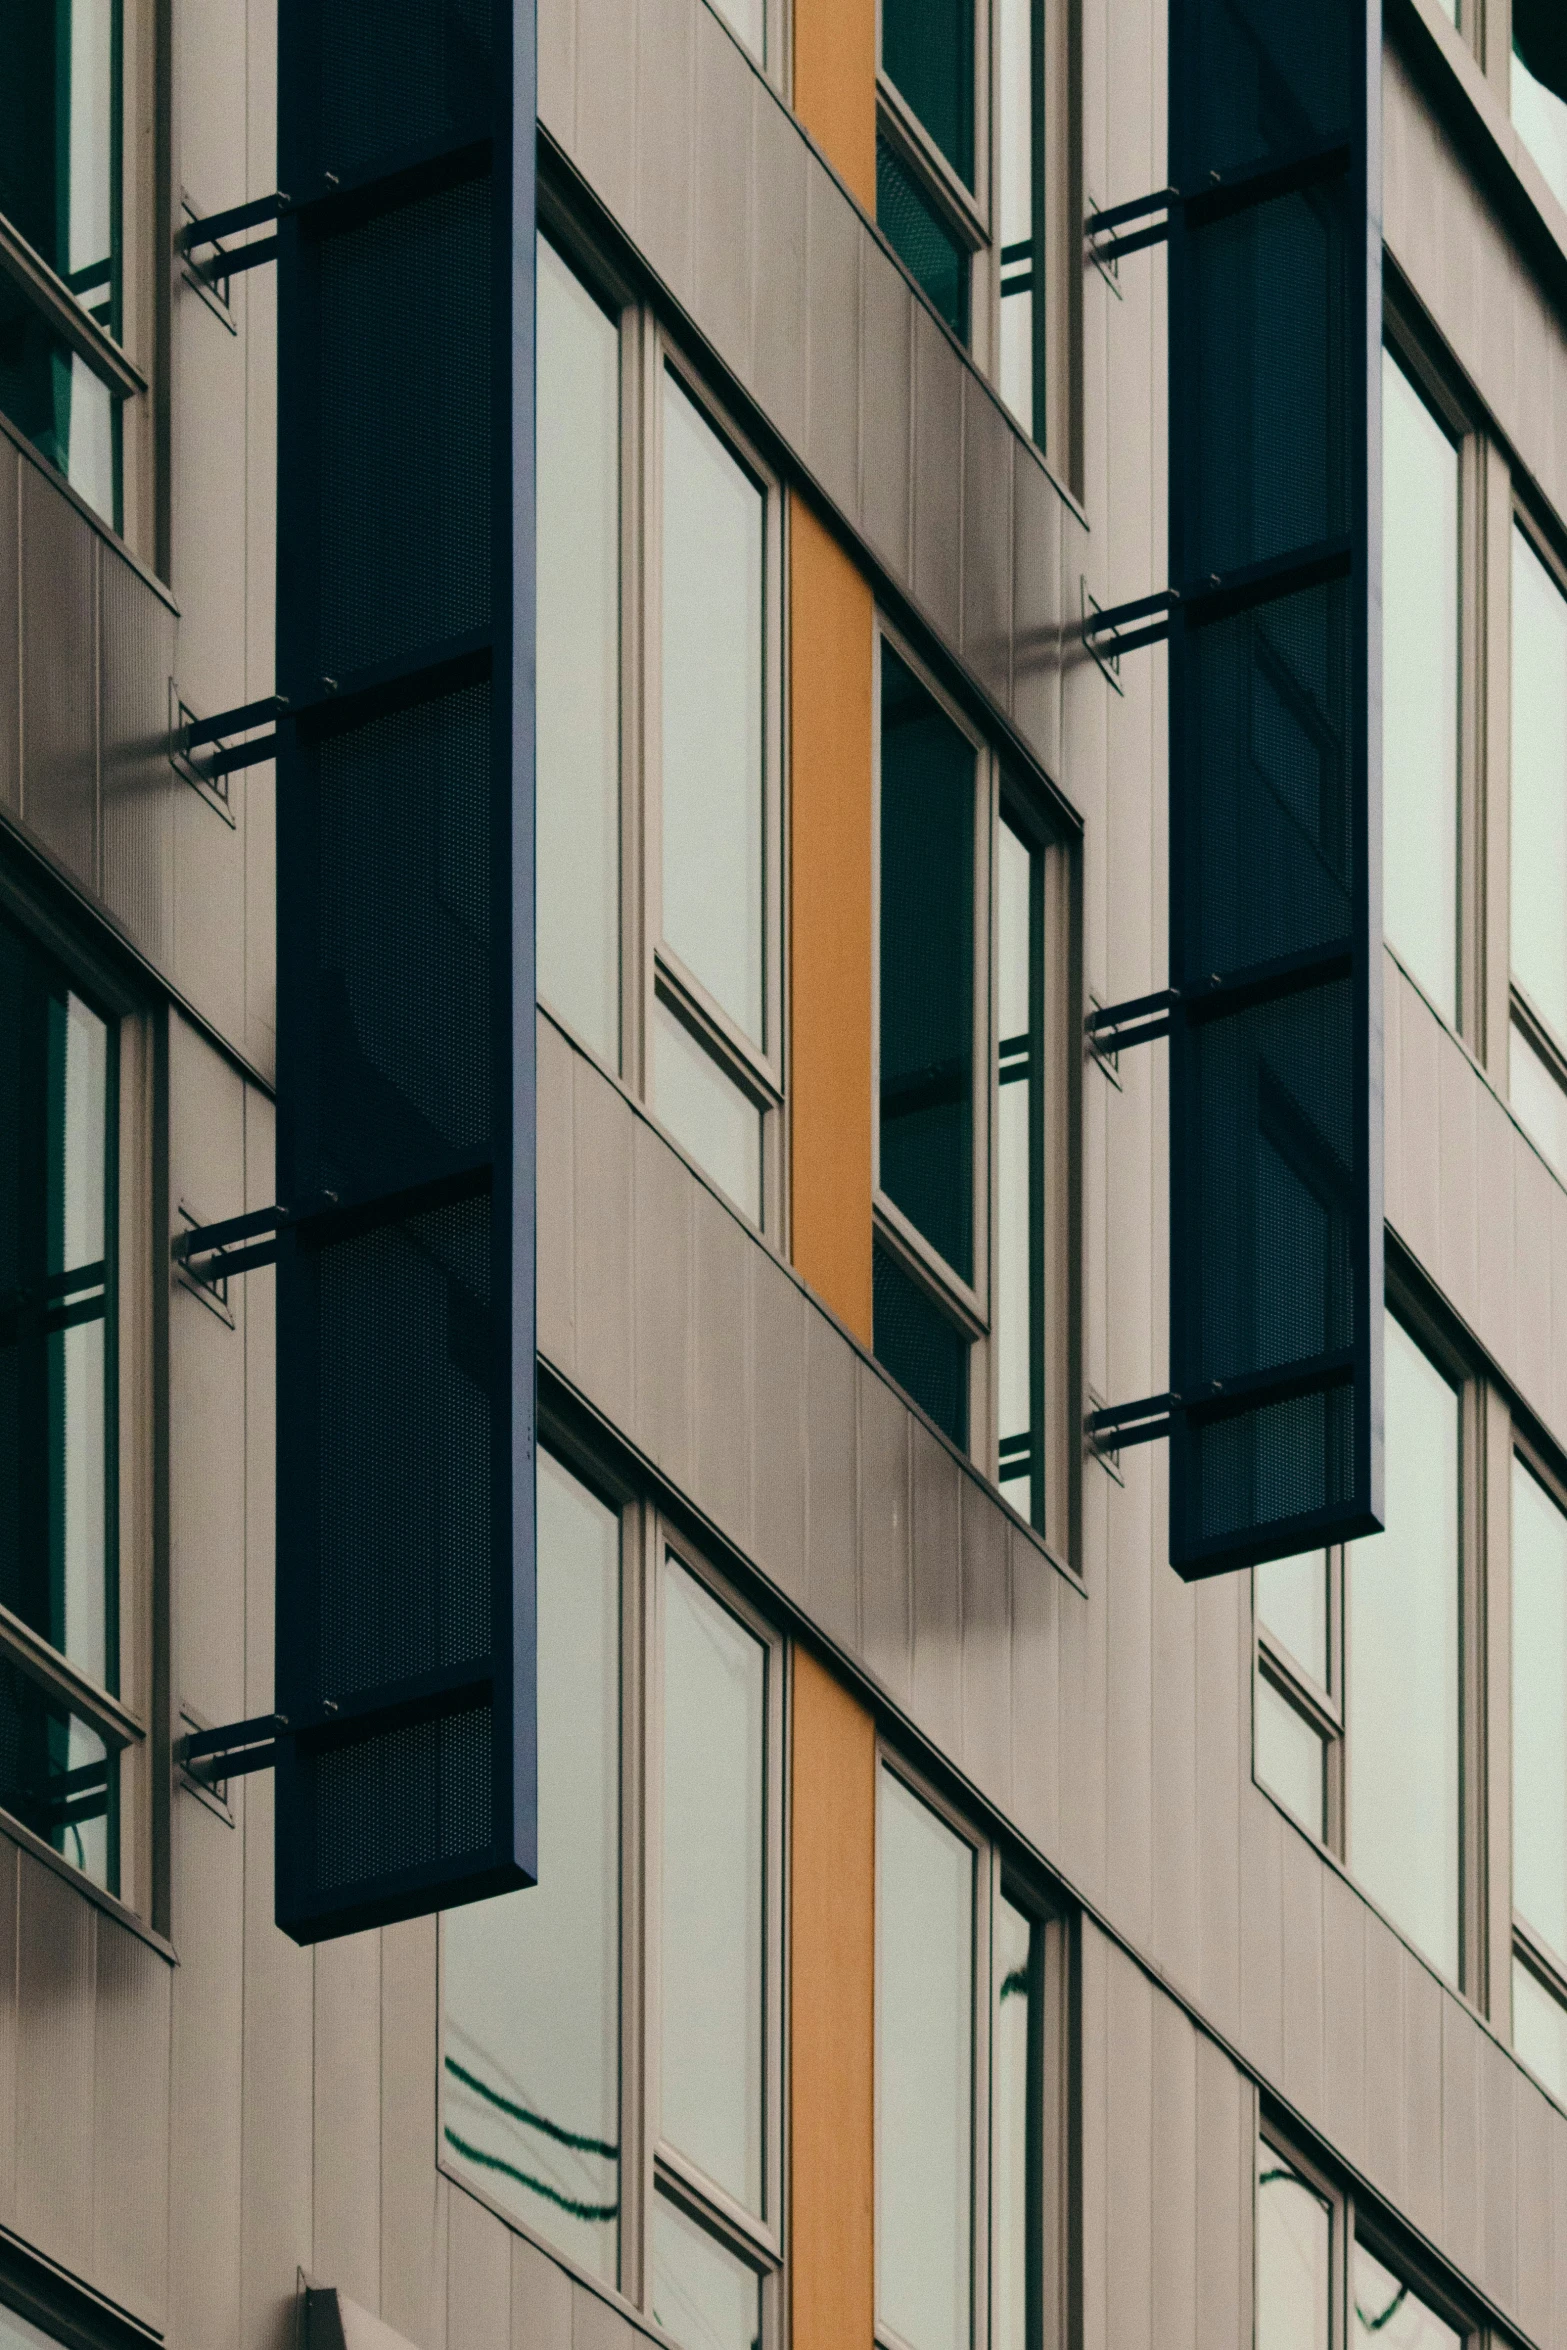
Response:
[1081,585,1180,664]
[172,1201,292,1289]
[1086,987,1178,1055]
[177,191,287,294]
[170,687,285,803]
[1087,1391,1176,1454]
[176,1712,288,1788]
[1085,186,1177,269]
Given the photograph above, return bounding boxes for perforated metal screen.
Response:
[273,0,536,1939]
[1165,0,1382,1578]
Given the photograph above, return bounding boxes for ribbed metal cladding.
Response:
[1165,0,1383,1578]
[271,0,537,1940]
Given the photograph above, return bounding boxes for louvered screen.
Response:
[1165,0,1383,1578]
[272,0,536,1939]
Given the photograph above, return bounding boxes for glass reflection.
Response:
[992,1897,1033,2350]
[652,1000,763,1228]
[876,1767,973,2350]
[651,2195,761,2350]
[536,236,621,1070]
[661,374,766,1048]
[1255,1548,1328,1688]
[1513,1956,1567,2104]
[443,1453,621,2282]
[1511,1456,1567,1963]
[1509,1018,1567,1179]
[1256,2141,1330,2350]
[1255,1674,1326,1841]
[1382,349,1459,1024]
[706,0,764,63]
[1514,6,1567,217]
[0,1,118,326]
[1511,526,1567,1042]
[1352,2242,1459,2349]
[660,1559,767,2215]
[1346,1314,1460,1978]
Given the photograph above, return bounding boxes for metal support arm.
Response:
[177,1712,287,1786]
[1087,1392,1175,1451]
[179,192,286,287]
[172,1202,289,1283]
[1082,585,1180,660]
[1086,987,1178,1053]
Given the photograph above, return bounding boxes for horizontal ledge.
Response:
[0,217,146,399]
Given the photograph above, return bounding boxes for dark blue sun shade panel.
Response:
[1165,0,1383,1578]
[272,0,536,1939]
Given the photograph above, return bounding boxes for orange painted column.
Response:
[789,495,875,1346]
[791,0,877,210]
[790,1649,876,2350]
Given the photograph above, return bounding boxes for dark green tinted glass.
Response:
[879,648,975,1282]
[881,0,975,185]
[0,1,119,327]
[873,1244,969,1448]
[0,273,119,524]
[877,138,970,343]
[0,913,116,1695]
[1515,0,1567,101]
[0,1657,118,1891]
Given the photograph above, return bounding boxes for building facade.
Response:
[4,2,1567,2349]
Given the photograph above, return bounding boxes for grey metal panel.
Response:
[1103,1485,1152,1942]
[1009,1526,1060,1860]
[1514,1140,1556,1414]
[1104,1949,1153,2350]
[170,739,248,1054]
[0,1839,15,2225]
[1320,1864,1367,2175]
[0,437,18,815]
[1480,2025,1519,2311]
[1278,1827,1324,2131]
[1401,1952,1444,2243]
[1552,1180,1567,1442]
[100,546,176,968]
[908,1417,963,1761]
[449,2184,513,2350]
[958,1473,1011,1811]
[570,2276,634,2350]
[1150,1560,1198,1994]
[380,1918,442,2349]
[1193,1577,1242,2042]
[749,1246,808,1609]
[313,1936,381,2305]
[858,237,914,582]
[573,0,637,236]
[693,1184,755,1553]
[804,1306,859,1658]
[537,0,576,146]
[1516,2077,1555,2350]
[536,1014,579,1380]
[1237,1789,1283,2086]
[1557,2118,1567,2350]
[15,1850,96,2278]
[92,1915,172,2324]
[858,1357,913,1710]
[1435,1012,1479,1330]
[632,1118,696,1493]
[572,1056,637,1436]
[20,457,99,891]
[635,0,697,307]
[692,8,755,376]
[1439,1992,1481,2284]
[513,2231,575,2350]
[1150,1998,1197,2350]
[1362,1911,1406,2205]
[1193,2032,1247,2350]
[910,308,963,652]
[1013,452,1069,781]
[748,90,809,457]
[960,379,1014,718]
[803,158,861,526]
[1473,1074,1517,1387]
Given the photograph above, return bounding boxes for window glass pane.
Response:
[998,0,1033,249]
[536,237,620,1069]
[1256,2141,1330,2350]
[872,1241,970,1450]
[1510,1017,1567,1179]
[992,1897,1033,2350]
[1511,525,1567,1040]
[661,375,765,1048]
[0,1658,116,1891]
[1514,1955,1567,2103]
[876,138,971,343]
[1255,1674,1326,1840]
[1512,1455,1567,1962]
[999,289,1034,438]
[1346,1315,1460,1978]
[1254,1549,1328,1687]
[1352,2243,1460,2350]
[651,2195,762,2350]
[879,647,976,1281]
[1382,350,1459,1025]
[0,1,117,321]
[443,1453,620,2281]
[1514,5,1567,216]
[706,0,764,62]
[881,0,976,185]
[652,999,763,1227]
[996,821,1034,1488]
[661,1559,766,2215]
[0,279,118,526]
[0,919,114,1690]
[876,1767,973,2350]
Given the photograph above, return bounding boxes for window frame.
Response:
[1500,1422,1567,2096]
[534,193,788,1243]
[1503,495,1567,1132]
[0,870,156,1921]
[438,1422,788,2346]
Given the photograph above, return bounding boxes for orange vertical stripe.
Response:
[789,495,875,1346]
[791,0,877,212]
[790,1649,876,2350]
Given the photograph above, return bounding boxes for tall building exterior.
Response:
[6,1,1567,2349]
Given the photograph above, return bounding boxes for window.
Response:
[1382,346,1460,1026]
[0,1,127,527]
[875,1760,1066,2350]
[1253,1305,1466,1987]
[1513,0,1567,217]
[443,1446,784,2349]
[0,902,146,1901]
[873,633,1069,1538]
[534,224,783,1233]
[1509,520,1567,1174]
[1257,2122,1474,2350]
[1510,1451,1567,2101]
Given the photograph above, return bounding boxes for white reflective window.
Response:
[1256,2141,1331,2350]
